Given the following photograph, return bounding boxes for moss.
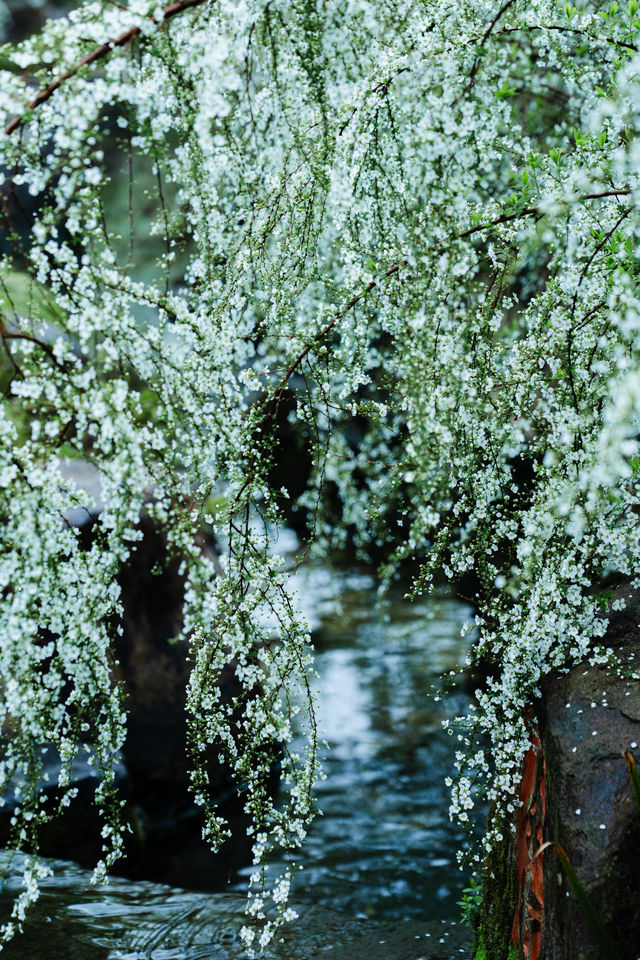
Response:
[474,937,519,960]
[473,812,518,960]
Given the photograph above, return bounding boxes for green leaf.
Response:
[549,147,563,167]
[625,750,640,815]
[495,79,516,98]
[595,589,614,612]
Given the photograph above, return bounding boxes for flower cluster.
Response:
[1,0,640,949]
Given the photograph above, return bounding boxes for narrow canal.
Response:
[0,558,474,958]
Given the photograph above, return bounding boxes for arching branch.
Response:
[4,0,209,135]
[263,186,632,415]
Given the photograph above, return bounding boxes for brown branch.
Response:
[265,259,403,413]
[455,12,637,110]
[4,0,208,136]
[454,0,519,105]
[481,0,520,44]
[232,183,634,509]
[1,327,56,357]
[0,325,23,378]
[582,188,631,201]
[495,23,637,54]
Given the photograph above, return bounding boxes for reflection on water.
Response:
[243,566,473,923]
[0,564,474,958]
[0,852,470,959]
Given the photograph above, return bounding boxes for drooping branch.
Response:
[4,0,209,135]
[455,0,519,104]
[231,184,633,512]
[262,186,632,416]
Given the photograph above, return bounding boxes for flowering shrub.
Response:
[1,0,640,950]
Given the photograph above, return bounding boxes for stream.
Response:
[0,561,475,958]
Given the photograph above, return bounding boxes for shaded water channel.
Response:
[0,562,474,958]
[242,562,474,922]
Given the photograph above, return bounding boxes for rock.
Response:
[537,584,640,960]
[480,584,640,960]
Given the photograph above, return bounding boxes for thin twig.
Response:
[257,186,632,432]
[4,0,208,135]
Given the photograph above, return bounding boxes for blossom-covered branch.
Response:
[4,0,209,134]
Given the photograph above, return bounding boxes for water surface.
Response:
[0,563,474,958]
[251,564,473,922]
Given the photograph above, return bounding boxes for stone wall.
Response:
[477,584,640,960]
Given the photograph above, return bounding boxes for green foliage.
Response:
[0,268,63,326]
[458,872,483,928]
